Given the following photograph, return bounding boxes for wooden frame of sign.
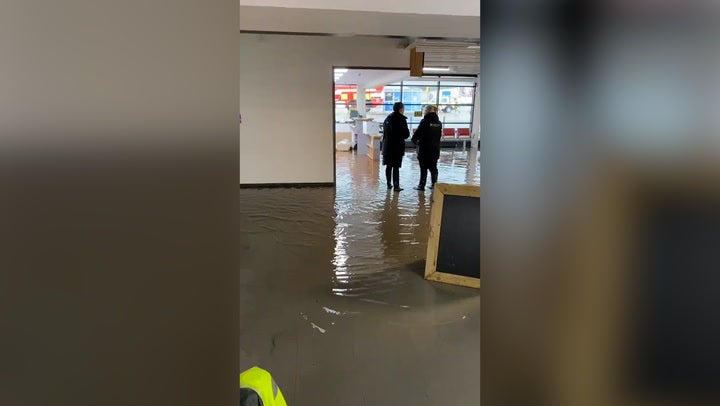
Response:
[424,183,481,288]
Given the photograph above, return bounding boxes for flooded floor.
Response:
[240,147,480,405]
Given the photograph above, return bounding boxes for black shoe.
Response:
[429,184,435,189]
[414,185,425,191]
[387,184,393,190]
[394,187,403,192]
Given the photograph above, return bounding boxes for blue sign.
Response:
[384,91,401,112]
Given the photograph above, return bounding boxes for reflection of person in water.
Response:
[378,190,433,278]
[374,190,406,290]
[379,190,401,259]
[415,192,431,248]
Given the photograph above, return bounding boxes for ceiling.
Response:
[239,6,480,39]
[410,39,480,75]
[239,0,479,17]
[334,69,410,87]
[239,1,480,76]
[334,69,477,87]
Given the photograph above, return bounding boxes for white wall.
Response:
[240,34,408,184]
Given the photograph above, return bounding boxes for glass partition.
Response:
[335,77,477,137]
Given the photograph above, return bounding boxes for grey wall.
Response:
[0,1,239,404]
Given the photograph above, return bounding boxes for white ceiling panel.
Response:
[334,69,409,87]
[240,6,480,39]
[239,0,480,17]
[410,39,480,75]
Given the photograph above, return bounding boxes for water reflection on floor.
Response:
[239,147,480,405]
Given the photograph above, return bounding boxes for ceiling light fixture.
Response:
[423,66,451,72]
[467,45,480,49]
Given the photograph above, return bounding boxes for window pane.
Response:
[402,104,424,124]
[366,105,390,122]
[334,84,357,122]
[381,85,402,105]
[401,85,438,105]
[437,105,473,124]
[440,80,476,86]
[439,86,476,105]
[403,80,439,86]
[366,84,400,121]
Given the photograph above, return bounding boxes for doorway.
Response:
[332,67,409,188]
[332,67,480,188]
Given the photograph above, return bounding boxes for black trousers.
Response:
[385,165,400,187]
[419,160,438,187]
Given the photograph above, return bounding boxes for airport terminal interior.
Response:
[239,2,480,404]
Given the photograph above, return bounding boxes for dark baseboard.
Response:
[240,182,334,189]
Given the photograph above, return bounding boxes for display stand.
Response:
[367,134,382,161]
[352,118,374,156]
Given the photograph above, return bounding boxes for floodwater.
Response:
[239,147,480,405]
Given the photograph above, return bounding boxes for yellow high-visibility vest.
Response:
[239,366,288,406]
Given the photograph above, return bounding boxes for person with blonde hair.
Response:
[411,105,443,190]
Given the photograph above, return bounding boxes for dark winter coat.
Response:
[411,112,442,162]
[381,111,410,167]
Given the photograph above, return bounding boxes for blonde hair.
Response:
[424,105,438,114]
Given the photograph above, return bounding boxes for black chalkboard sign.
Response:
[425,183,481,288]
[437,195,480,278]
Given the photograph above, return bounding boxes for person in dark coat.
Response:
[381,102,410,191]
[411,105,443,190]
